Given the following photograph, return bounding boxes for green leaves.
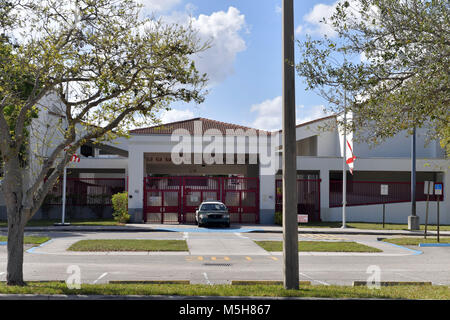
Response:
[296,0,449,157]
[0,0,209,216]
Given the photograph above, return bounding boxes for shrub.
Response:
[274,211,282,226]
[111,192,130,224]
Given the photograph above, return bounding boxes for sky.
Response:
[140,0,344,131]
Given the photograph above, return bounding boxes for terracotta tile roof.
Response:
[130,118,270,135]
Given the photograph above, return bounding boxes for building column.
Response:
[320,169,330,221]
[127,147,144,223]
[259,173,276,224]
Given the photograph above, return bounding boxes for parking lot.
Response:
[1,227,449,286]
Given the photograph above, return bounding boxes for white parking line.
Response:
[299,272,330,286]
[203,272,212,285]
[183,232,189,240]
[93,272,108,284]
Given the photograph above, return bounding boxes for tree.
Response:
[296,0,449,156]
[0,0,208,285]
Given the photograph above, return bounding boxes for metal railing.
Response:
[44,178,126,206]
[329,180,444,207]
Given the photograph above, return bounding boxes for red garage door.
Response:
[275,179,321,222]
[144,176,260,224]
[182,177,221,223]
[143,177,182,224]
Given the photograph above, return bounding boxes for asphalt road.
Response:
[0,230,449,286]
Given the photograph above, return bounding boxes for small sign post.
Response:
[380,184,388,228]
[424,181,434,239]
[297,214,308,223]
[434,183,443,242]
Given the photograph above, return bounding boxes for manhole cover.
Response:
[203,263,232,267]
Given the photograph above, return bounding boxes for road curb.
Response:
[250,229,435,236]
[1,226,449,237]
[353,281,432,286]
[0,293,405,300]
[418,243,450,247]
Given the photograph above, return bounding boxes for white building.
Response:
[1,101,447,225]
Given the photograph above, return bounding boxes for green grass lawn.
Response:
[298,221,450,231]
[255,241,382,252]
[382,237,450,246]
[67,239,189,252]
[0,219,121,227]
[0,236,51,245]
[0,282,448,299]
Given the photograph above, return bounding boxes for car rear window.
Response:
[201,203,226,211]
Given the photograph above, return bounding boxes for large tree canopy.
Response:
[296,0,449,156]
[0,0,208,285]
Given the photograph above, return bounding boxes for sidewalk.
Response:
[1,223,449,236]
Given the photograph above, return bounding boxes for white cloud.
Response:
[190,7,247,86]
[303,2,339,37]
[275,5,282,14]
[295,25,303,35]
[250,96,283,131]
[299,0,365,38]
[154,7,247,87]
[296,104,329,124]
[139,0,182,13]
[250,97,330,131]
[161,109,194,123]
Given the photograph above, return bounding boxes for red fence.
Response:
[144,176,259,224]
[44,178,126,206]
[144,177,182,224]
[275,179,321,222]
[329,180,444,207]
[223,177,259,224]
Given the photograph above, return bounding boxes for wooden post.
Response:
[282,0,299,290]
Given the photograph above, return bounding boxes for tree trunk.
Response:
[3,159,28,286]
[6,209,26,286]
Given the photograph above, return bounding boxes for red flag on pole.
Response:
[346,140,356,174]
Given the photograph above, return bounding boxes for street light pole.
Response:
[408,126,419,230]
[282,0,299,290]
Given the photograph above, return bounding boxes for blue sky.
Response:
[140,0,342,131]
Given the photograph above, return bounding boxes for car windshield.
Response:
[201,203,226,211]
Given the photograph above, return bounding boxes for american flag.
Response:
[64,145,81,163]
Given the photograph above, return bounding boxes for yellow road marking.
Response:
[245,256,252,261]
[211,257,217,261]
[197,256,203,261]
[224,256,230,261]
[270,256,278,261]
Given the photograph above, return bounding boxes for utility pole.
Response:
[282,0,299,290]
[408,126,419,230]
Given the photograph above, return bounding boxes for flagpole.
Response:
[61,166,67,224]
[342,91,347,229]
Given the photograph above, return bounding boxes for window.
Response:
[80,145,94,157]
[201,203,226,211]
